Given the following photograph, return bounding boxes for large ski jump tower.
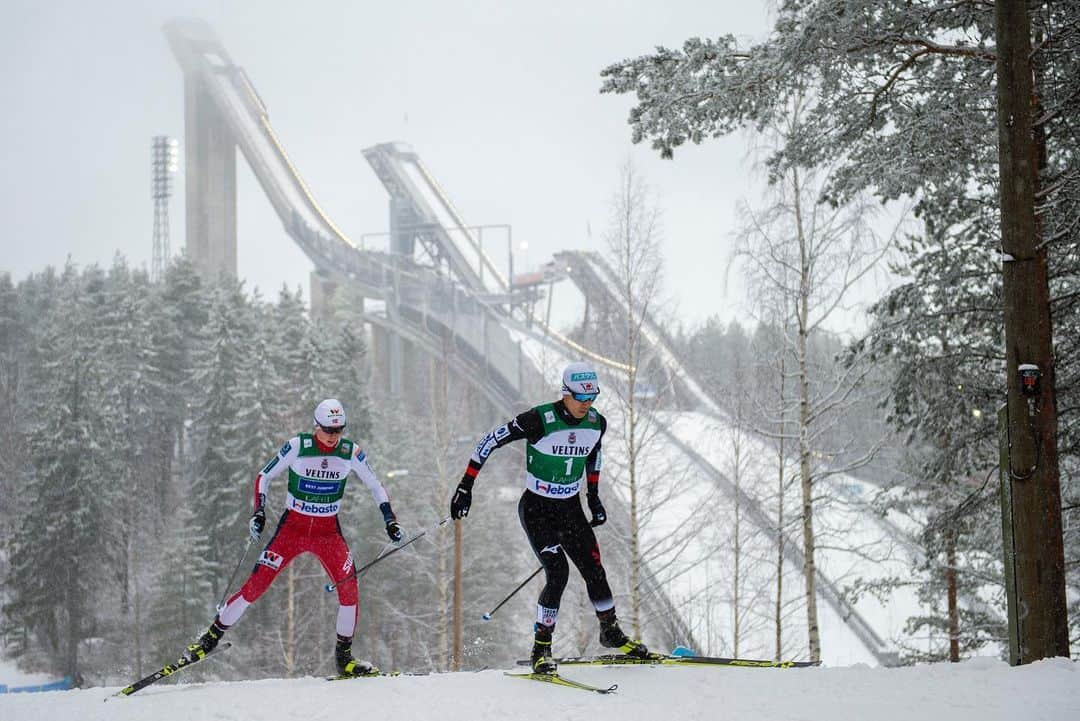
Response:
[165,20,238,278]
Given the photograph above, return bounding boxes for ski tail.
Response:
[111,642,232,699]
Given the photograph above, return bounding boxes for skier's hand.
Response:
[378,502,402,542]
[450,483,472,520]
[249,507,267,541]
[587,492,606,527]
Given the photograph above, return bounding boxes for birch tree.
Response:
[729,91,892,660]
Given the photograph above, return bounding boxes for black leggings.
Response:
[518,490,613,615]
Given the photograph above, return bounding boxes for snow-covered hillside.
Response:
[2,657,1077,721]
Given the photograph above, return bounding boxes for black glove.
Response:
[249,506,267,541]
[450,480,473,519]
[587,492,606,527]
[379,502,403,542]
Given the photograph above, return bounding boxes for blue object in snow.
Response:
[0,676,74,693]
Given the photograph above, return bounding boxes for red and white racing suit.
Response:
[216,432,391,638]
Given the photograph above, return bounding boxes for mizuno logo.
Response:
[540,544,562,555]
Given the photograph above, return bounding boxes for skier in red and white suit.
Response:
[186,399,402,677]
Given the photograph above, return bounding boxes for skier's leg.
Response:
[518,492,570,623]
[187,515,300,660]
[519,492,566,672]
[562,503,650,657]
[220,514,301,625]
[315,522,373,676]
[560,502,614,612]
[314,525,359,633]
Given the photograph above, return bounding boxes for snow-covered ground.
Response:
[2,657,1077,721]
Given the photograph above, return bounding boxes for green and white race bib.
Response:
[523,403,602,499]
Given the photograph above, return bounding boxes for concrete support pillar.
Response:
[184,73,237,278]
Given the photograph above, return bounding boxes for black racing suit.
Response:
[461,400,613,629]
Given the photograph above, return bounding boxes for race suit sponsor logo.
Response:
[355,449,366,462]
[540,544,561,555]
[537,604,559,627]
[321,458,329,469]
[544,411,556,424]
[475,431,499,460]
[258,549,284,570]
[303,438,313,448]
[302,468,343,480]
[279,441,292,456]
[298,478,342,495]
[291,498,341,515]
[261,457,279,474]
[550,445,589,456]
[535,480,581,496]
[342,554,354,574]
[494,423,511,442]
[568,432,576,445]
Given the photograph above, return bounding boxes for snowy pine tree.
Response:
[4,264,112,682]
[188,275,258,579]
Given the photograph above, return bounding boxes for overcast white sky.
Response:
[1,0,775,330]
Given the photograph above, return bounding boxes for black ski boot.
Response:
[597,610,651,658]
[186,618,227,662]
[335,635,378,677]
[531,622,557,674]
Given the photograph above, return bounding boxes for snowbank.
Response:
[2,657,1076,721]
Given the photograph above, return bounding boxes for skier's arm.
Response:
[463,409,543,485]
[253,437,300,511]
[349,447,401,541]
[450,409,542,519]
[585,415,608,526]
[348,446,392,507]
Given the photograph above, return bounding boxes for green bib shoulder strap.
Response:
[297,432,356,458]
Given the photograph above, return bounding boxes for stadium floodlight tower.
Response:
[151,135,180,282]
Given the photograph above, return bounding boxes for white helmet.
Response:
[561,362,600,398]
[313,399,347,430]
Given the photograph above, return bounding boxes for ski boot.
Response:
[335,635,379,677]
[531,639,557,674]
[186,618,227,662]
[531,622,557,674]
[598,610,651,658]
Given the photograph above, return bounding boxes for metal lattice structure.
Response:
[151,135,179,281]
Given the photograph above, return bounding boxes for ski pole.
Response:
[481,565,543,621]
[216,536,256,612]
[326,516,452,592]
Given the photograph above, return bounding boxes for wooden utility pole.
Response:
[993,0,1069,664]
[452,520,463,670]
